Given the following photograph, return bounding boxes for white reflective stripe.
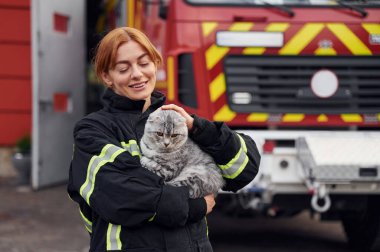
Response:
[79,208,92,233]
[121,140,141,157]
[80,144,126,205]
[107,223,122,250]
[218,134,249,179]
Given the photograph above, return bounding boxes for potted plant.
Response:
[12,135,32,185]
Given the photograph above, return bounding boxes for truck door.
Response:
[31,0,86,189]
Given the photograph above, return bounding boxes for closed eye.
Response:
[171,134,178,138]
[156,132,163,137]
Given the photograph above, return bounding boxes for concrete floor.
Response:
[0,178,89,252]
[0,177,351,252]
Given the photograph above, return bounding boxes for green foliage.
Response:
[15,135,31,154]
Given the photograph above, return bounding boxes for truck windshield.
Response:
[186,0,380,6]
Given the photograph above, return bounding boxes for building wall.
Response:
[0,0,31,146]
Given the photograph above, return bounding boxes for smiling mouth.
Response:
[129,81,148,89]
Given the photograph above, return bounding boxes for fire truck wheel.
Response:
[341,196,380,252]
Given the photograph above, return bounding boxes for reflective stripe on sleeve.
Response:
[107,223,122,250]
[218,134,249,179]
[121,140,141,157]
[79,144,126,205]
[79,208,92,234]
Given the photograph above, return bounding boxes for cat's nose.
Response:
[164,143,169,147]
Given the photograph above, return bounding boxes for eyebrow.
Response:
[115,53,149,65]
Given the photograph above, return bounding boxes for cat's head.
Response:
[143,109,188,153]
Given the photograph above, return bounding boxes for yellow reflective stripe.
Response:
[317,114,329,122]
[202,22,218,37]
[107,223,122,251]
[80,144,126,205]
[213,105,236,122]
[167,56,175,101]
[362,23,380,34]
[378,114,380,122]
[209,73,226,102]
[341,114,362,123]
[206,22,254,70]
[205,217,209,237]
[280,23,324,55]
[121,140,141,157]
[247,113,269,122]
[314,47,337,55]
[327,23,372,55]
[282,114,305,122]
[79,208,92,233]
[219,135,249,179]
[148,213,156,222]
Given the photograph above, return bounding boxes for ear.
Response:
[147,109,162,122]
[101,72,113,88]
[175,116,186,124]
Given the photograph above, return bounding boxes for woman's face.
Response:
[103,40,157,102]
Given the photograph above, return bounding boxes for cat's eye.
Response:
[171,134,178,138]
[156,132,163,137]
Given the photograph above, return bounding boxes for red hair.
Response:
[94,27,163,84]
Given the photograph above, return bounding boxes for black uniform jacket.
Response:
[67,89,261,252]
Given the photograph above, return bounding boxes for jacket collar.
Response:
[101,88,166,113]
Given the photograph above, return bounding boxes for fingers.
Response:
[204,194,216,215]
[161,104,194,130]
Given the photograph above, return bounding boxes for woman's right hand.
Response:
[204,194,216,215]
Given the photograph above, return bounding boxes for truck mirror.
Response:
[159,0,168,19]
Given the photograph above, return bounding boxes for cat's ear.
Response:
[148,109,162,122]
[174,115,186,124]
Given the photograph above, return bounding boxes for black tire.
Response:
[341,196,380,252]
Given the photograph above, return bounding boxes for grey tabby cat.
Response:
[140,109,225,199]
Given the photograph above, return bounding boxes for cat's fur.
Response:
[140,109,224,199]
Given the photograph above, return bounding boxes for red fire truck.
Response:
[127,0,380,250]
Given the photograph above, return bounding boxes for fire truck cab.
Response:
[127,0,380,250]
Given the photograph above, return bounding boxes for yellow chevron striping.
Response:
[327,23,372,55]
[314,47,337,55]
[230,22,254,31]
[206,46,229,70]
[247,113,269,122]
[282,114,305,122]
[317,114,329,122]
[206,22,254,70]
[362,23,380,34]
[279,23,324,55]
[243,23,289,55]
[209,73,226,102]
[202,22,218,37]
[243,48,266,55]
[213,105,236,122]
[341,114,362,123]
[266,22,290,32]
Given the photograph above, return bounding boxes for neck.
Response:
[142,98,151,112]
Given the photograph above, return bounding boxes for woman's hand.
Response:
[204,194,216,215]
[161,104,194,130]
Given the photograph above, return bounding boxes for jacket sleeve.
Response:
[67,117,205,228]
[189,115,261,192]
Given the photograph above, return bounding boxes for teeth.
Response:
[130,81,146,88]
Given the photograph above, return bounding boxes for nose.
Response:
[131,65,143,79]
[164,143,169,147]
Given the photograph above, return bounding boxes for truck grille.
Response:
[224,56,380,114]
